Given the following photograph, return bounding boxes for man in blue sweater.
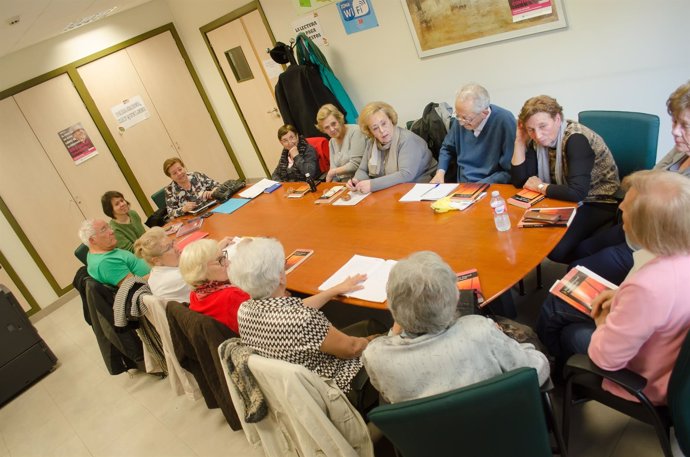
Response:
[430,84,516,184]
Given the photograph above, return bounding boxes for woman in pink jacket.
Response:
[588,170,690,404]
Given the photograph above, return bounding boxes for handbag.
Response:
[212,179,246,202]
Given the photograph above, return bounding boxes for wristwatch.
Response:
[537,183,546,192]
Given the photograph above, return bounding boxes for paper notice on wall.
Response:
[58,122,98,165]
[292,13,328,46]
[509,0,552,22]
[337,0,378,34]
[263,58,283,80]
[111,95,150,131]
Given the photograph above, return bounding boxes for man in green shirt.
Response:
[79,219,150,287]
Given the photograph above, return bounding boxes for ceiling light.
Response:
[63,6,118,32]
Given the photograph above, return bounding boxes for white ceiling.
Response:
[0,0,154,58]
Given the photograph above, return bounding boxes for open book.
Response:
[318,254,397,303]
[549,265,618,315]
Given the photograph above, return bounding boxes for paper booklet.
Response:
[315,185,346,204]
[399,183,458,202]
[332,191,370,206]
[549,265,618,315]
[238,178,280,199]
[318,254,397,303]
[507,188,546,208]
[456,268,485,306]
[450,182,489,201]
[518,206,576,228]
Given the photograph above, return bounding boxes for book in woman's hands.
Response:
[507,189,545,208]
[549,265,618,315]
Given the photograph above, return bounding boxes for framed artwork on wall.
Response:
[400,0,567,58]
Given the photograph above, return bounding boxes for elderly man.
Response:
[78,219,150,286]
[430,84,516,184]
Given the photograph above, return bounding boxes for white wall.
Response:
[1,0,688,309]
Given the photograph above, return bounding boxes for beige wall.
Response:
[1,0,689,309]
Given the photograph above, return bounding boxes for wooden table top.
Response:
[197,182,575,311]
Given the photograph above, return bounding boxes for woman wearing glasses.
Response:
[348,101,437,193]
[179,239,249,334]
[134,227,190,303]
[511,95,620,264]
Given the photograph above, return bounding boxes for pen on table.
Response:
[420,183,440,198]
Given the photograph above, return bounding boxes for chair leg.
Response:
[536,263,543,289]
[562,377,574,448]
[542,390,568,457]
[518,279,525,296]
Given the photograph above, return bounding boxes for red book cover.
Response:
[507,188,545,208]
[177,231,209,250]
[456,268,485,305]
[549,266,618,315]
[518,207,576,228]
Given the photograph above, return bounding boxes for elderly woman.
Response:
[133,227,190,302]
[537,83,690,370]
[315,104,366,182]
[361,251,548,404]
[586,170,690,405]
[163,157,220,219]
[101,190,146,252]
[230,237,381,401]
[348,102,437,193]
[271,124,319,182]
[511,95,620,264]
[179,239,249,334]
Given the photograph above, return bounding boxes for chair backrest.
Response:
[306,136,330,174]
[367,368,552,457]
[668,328,690,454]
[74,243,89,266]
[151,188,166,210]
[578,110,660,179]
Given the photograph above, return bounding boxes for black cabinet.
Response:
[0,285,57,406]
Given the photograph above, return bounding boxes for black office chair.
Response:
[74,243,88,266]
[368,368,565,457]
[563,328,690,457]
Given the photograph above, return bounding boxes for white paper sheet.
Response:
[400,183,458,202]
[318,254,397,303]
[238,179,279,199]
[332,191,370,206]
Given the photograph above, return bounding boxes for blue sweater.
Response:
[438,104,516,183]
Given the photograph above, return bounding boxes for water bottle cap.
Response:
[491,190,499,196]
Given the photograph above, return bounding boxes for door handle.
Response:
[266,108,279,115]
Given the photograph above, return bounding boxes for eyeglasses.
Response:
[216,250,229,266]
[456,111,482,126]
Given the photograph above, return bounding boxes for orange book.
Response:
[456,268,485,306]
[549,266,618,315]
[507,188,545,208]
[518,207,576,228]
[450,182,489,201]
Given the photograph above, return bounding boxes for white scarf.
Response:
[536,119,567,185]
[368,127,400,177]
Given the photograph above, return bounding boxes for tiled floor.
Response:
[0,272,681,456]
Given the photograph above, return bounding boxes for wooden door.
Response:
[207,10,284,173]
[78,49,179,206]
[0,98,84,290]
[126,32,239,182]
[13,74,145,220]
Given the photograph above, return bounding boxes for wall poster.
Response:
[58,123,98,165]
[400,0,567,58]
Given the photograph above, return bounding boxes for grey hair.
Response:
[179,239,219,287]
[78,219,98,244]
[455,83,490,113]
[387,251,459,334]
[133,227,167,264]
[229,238,285,299]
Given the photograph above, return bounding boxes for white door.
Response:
[206,9,284,173]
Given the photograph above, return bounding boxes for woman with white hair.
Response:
[361,251,549,404]
[133,227,190,302]
[230,237,380,402]
[587,170,690,405]
[179,239,249,334]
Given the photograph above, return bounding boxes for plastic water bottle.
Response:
[305,173,317,193]
[490,190,511,232]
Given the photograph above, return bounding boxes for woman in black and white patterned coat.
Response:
[229,237,377,395]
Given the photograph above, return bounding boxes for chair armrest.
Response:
[564,354,648,394]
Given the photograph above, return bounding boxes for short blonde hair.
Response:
[622,170,690,256]
[179,239,220,287]
[315,104,345,133]
[358,101,398,138]
[133,227,168,264]
[163,157,184,177]
[518,95,563,125]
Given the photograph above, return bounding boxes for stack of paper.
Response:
[399,183,458,202]
[318,254,397,303]
[238,179,280,199]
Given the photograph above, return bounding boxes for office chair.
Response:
[150,188,166,210]
[578,111,659,179]
[306,136,330,175]
[74,243,88,266]
[368,368,561,457]
[563,328,690,457]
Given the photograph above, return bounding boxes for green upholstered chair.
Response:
[150,188,166,210]
[368,368,560,457]
[578,111,660,179]
[563,328,690,457]
[74,243,88,266]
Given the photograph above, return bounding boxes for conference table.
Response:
[196,182,576,311]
